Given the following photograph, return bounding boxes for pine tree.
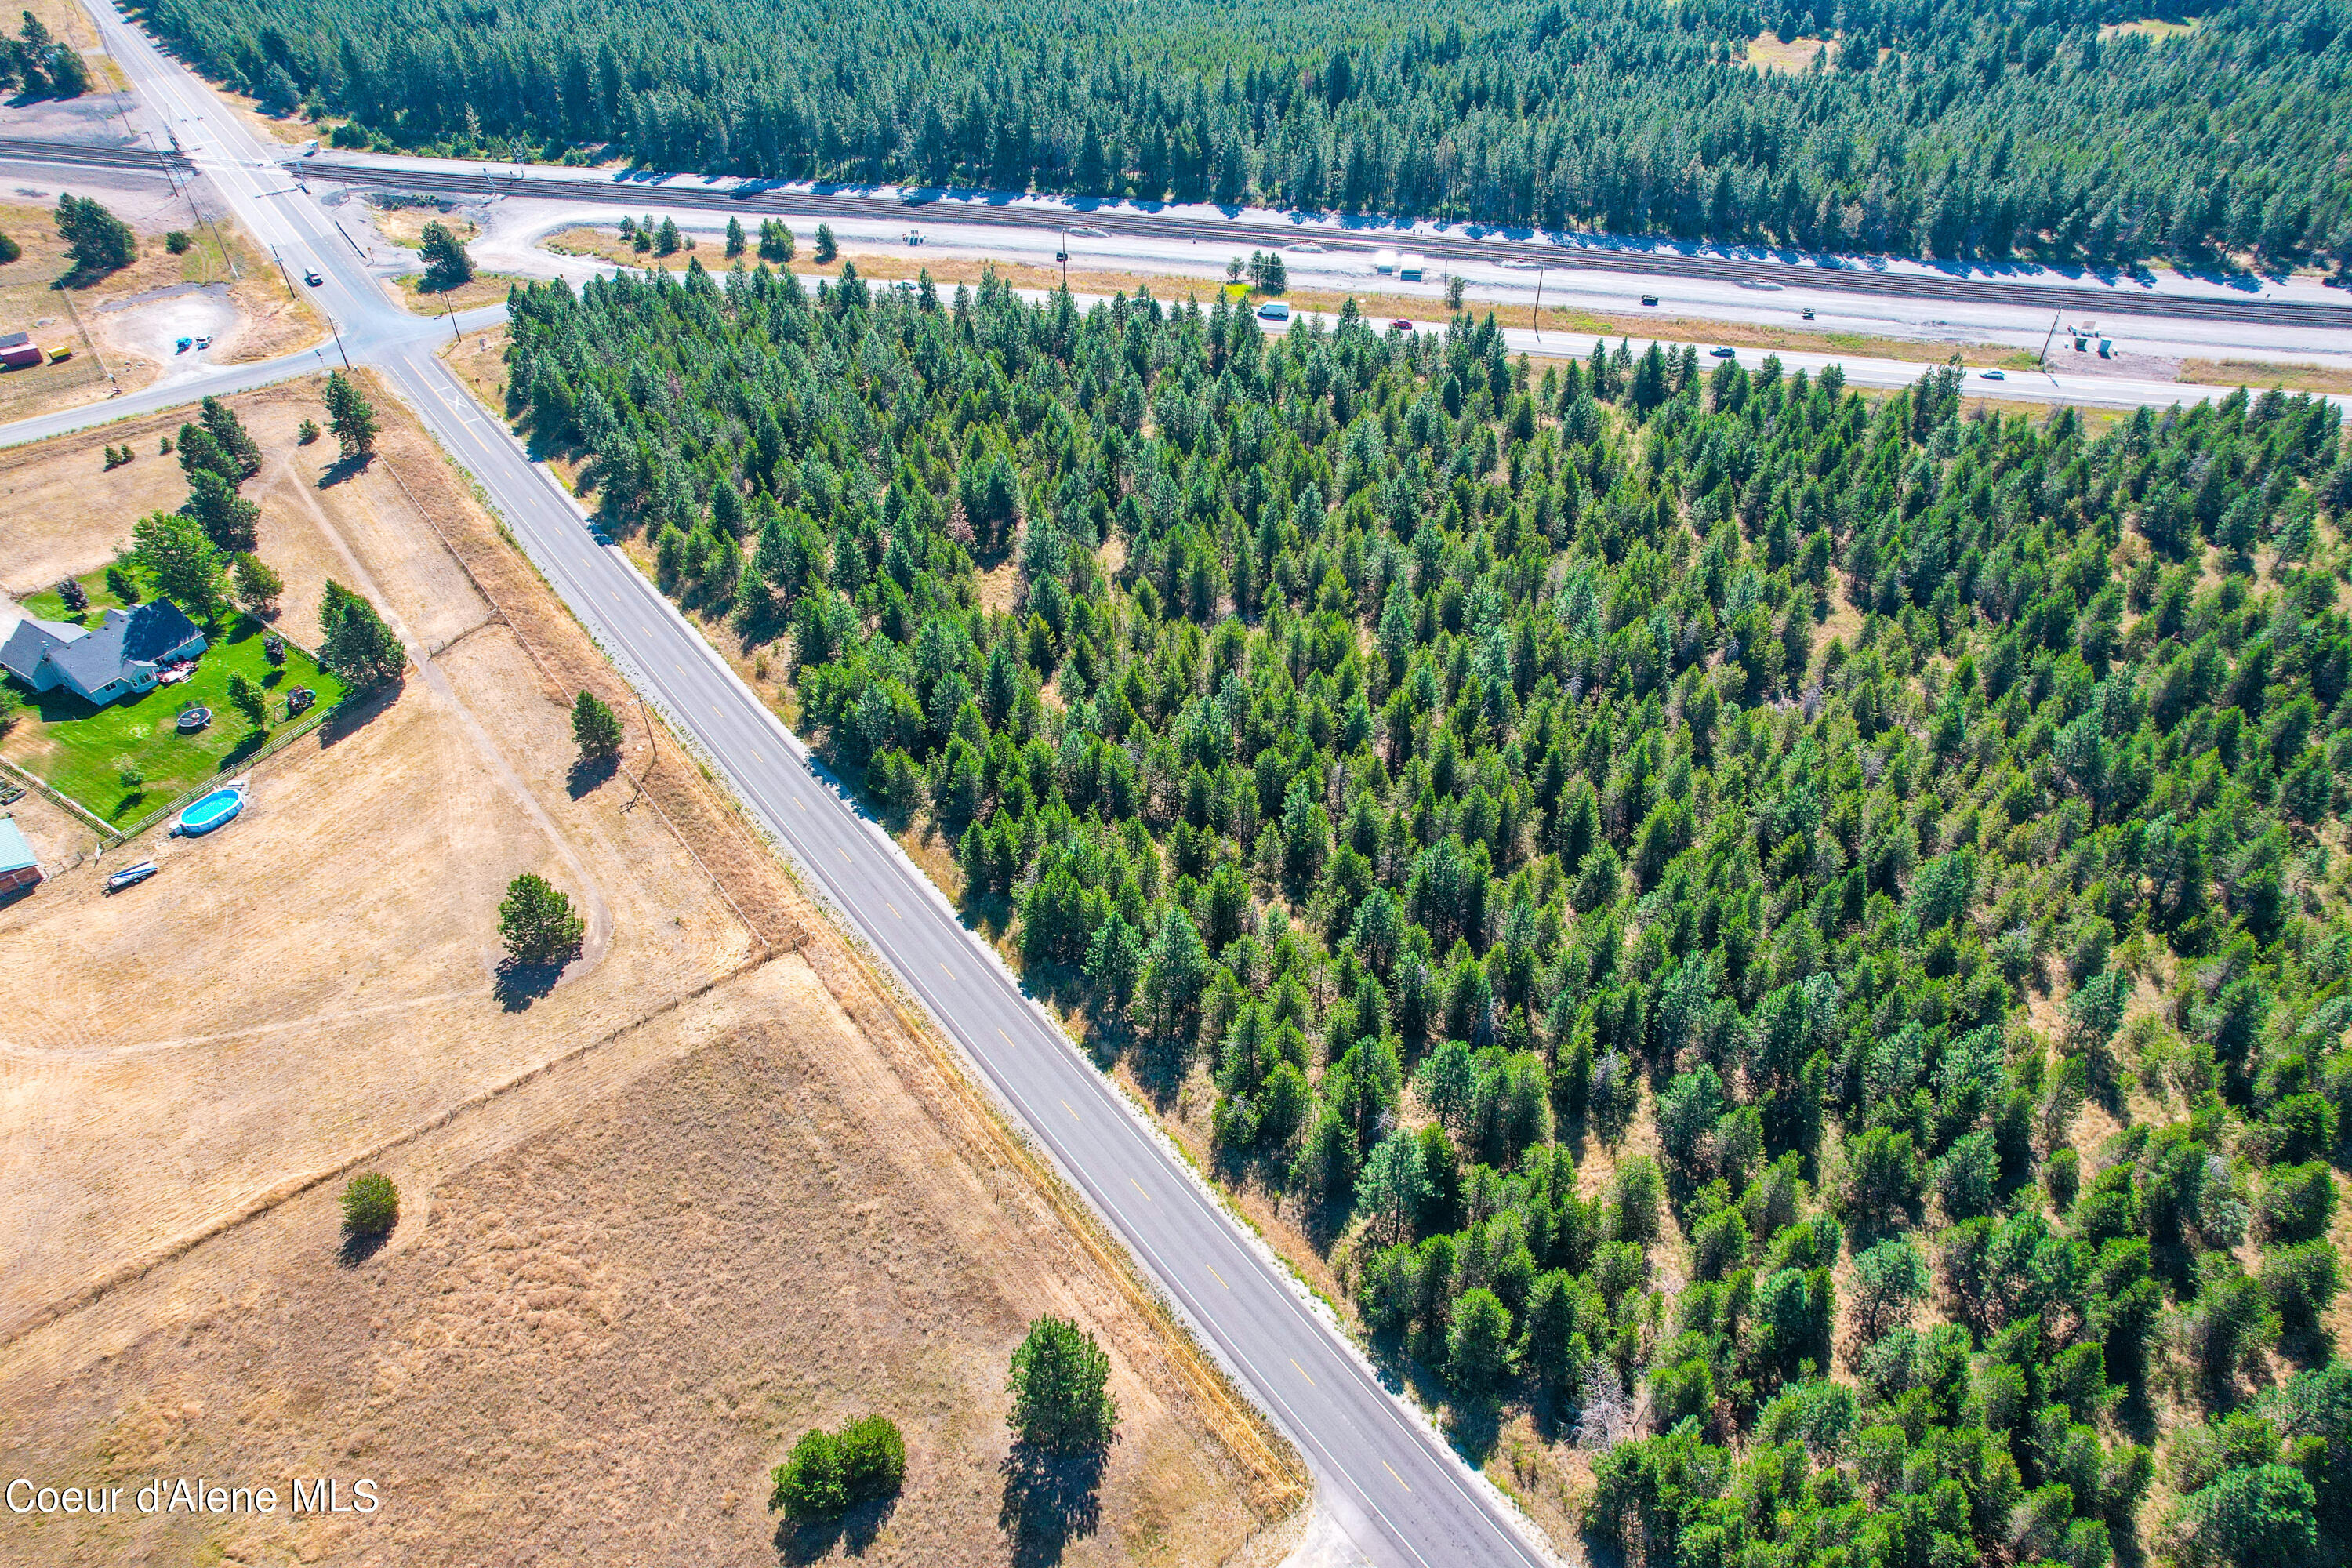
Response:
[323,370,379,461]
[53,192,133,281]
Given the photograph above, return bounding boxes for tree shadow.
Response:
[567,753,618,799]
[318,452,376,487]
[338,1226,391,1268]
[775,1494,898,1563]
[318,679,402,746]
[997,1441,1105,1568]
[494,955,568,1012]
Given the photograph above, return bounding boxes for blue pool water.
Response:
[178,787,244,835]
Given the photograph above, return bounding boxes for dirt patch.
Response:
[0,372,1290,1563]
[1745,33,1835,72]
[389,269,518,315]
[0,197,322,423]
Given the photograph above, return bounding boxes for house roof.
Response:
[0,818,34,875]
[0,332,27,350]
[0,610,82,684]
[56,601,201,692]
[0,601,202,694]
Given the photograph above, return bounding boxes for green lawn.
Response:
[2,614,346,826]
[18,563,135,626]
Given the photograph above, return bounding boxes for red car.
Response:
[1389,318,1416,334]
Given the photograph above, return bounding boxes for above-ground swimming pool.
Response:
[176,786,245,836]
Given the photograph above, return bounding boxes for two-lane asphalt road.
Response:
[33,5,1563,1563]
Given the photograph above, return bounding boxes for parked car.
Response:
[1256,300,1290,321]
[105,859,158,894]
[176,336,191,352]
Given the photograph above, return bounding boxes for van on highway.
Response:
[1256,300,1291,321]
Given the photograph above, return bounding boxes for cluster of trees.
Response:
[138,0,2352,267]
[3,9,91,99]
[770,1414,906,1519]
[502,253,2352,1561]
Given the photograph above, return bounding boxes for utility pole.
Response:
[1533,267,1544,339]
[2038,309,2060,366]
[328,321,351,369]
[445,296,460,343]
[269,245,299,301]
[1056,228,1069,293]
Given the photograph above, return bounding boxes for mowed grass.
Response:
[3,599,345,825]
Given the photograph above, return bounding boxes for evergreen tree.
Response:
[53,192,132,281]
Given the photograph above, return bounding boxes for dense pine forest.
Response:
[140,0,2352,267]
[501,256,2352,1564]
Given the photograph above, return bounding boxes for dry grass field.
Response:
[0,376,1294,1566]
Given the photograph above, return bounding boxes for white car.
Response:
[1981,368,2006,379]
[901,228,923,245]
[1256,300,1290,321]
[1284,241,1327,254]
[1500,257,1541,270]
[1068,225,1107,238]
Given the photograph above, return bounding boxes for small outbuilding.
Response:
[0,817,42,894]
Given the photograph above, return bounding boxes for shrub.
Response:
[1007,1315,1117,1454]
[0,230,19,263]
[770,1428,843,1519]
[227,670,267,728]
[297,417,321,445]
[340,1171,398,1237]
[834,1415,905,1504]
[56,576,88,613]
[498,872,584,965]
[165,230,192,254]
[2262,1242,2341,1335]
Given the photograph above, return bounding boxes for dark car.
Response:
[304,270,322,286]
[1710,346,1737,358]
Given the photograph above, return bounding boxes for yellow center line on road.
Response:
[1129,1178,1152,1202]
[939,962,954,981]
[794,798,807,812]
[1060,1099,1080,1120]
[1290,1357,1315,1386]
[1383,1460,1412,1493]
[887,902,902,919]
[1207,1264,1229,1289]
[837,846,852,862]
[996,1027,1013,1047]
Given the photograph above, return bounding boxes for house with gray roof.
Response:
[0,600,209,706]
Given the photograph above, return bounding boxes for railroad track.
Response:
[0,136,193,175]
[286,158,2352,331]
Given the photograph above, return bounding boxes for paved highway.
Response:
[282,151,2352,332]
[25,7,1561,1564]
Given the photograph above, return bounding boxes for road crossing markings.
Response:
[1383,1460,1412,1493]
[1290,1357,1315,1386]
[1206,1264,1229,1290]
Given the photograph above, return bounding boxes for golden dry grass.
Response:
[2180,358,2352,396]
[1744,32,1834,72]
[0,375,1292,1565]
